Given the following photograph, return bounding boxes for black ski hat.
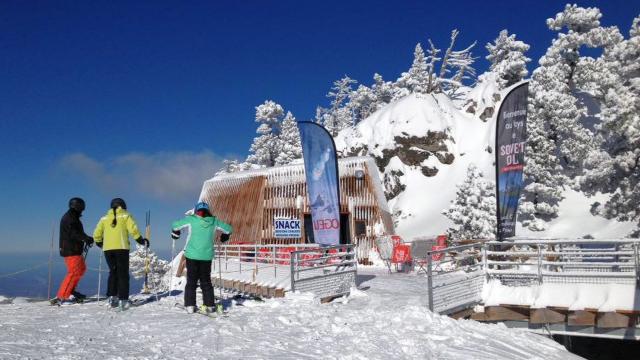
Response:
[68,197,86,213]
[110,198,127,210]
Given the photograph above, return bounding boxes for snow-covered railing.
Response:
[290,244,357,300]
[425,242,485,314]
[484,239,640,286]
[424,239,640,315]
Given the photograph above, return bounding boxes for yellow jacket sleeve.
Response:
[127,215,142,240]
[93,218,105,243]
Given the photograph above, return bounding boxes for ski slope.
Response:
[0,268,579,359]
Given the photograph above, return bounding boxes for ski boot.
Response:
[199,304,215,314]
[118,299,131,311]
[186,306,196,314]
[106,296,118,308]
[49,297,61,306]
[60,297,77,306]
[71,291,87,302]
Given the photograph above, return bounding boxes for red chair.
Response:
[431,245,446,261]
[257,248,272,263]
[436,235,447,247]
[276,247,296,265]
[391,244,412,272]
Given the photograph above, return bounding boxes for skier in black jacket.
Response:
[52,197,94,305]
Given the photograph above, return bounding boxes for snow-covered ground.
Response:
[0,268,580,359]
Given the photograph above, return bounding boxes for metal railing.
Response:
[216,243,319,278]
[425,242,485,313]
[484,239,640,286]
[424,239,640,314]
[290,244,357,299]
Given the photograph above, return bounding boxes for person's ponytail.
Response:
[111,207,117,228]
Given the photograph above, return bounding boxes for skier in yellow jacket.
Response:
[93,198,149,310]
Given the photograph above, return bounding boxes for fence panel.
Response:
[290,244,357,299]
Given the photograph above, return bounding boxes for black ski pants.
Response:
[104,249,130,300]
[185,258,215,307]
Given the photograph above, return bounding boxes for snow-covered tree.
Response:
[274,111,302,166]
[521,4,622,230]
[442,164,497,241]
[350,84,377,124]
[397,43,430,94]
[323,76,357,136]
[130,246,171,292]
[582,16,640,234]
[246,100,285,167]
[216,159,248,176]
[435,30,477,95]
[372,73,396,108]
[486,29,531,89]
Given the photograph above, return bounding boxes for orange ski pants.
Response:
[56,255,87,299]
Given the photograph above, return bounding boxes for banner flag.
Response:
[495,81,528,240]
[297,121,341,246]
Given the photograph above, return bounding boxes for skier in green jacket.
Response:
[171,201,232,313]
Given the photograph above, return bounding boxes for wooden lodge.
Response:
[197,156,394,262]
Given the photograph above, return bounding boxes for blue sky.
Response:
[1,0,638,252]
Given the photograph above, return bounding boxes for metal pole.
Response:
[217,244,223,314]
[290,251,296,292]
[634,243,639,285]
[537,244,543,285]
[97,249,103,301]
[169,238,176,296]
[47,221,55,300]
[482,244,488,281]
[273,246,277,278]
[427,250,433,312]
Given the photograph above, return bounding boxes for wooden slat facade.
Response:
[198,157,394,259]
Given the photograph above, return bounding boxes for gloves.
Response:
[136,237,150,247]
[171,229,181,240]
[220,233,231,243]
[84,237,94,246]
[96,241,103,248]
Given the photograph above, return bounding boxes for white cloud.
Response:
[59,150,226,201]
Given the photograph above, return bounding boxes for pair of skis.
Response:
[173,303,228,318]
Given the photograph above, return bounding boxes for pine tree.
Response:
[323,76,357,136]
[350,84,378,124]
[397,43,430,94]
[582,16,640,234]
[246,100,285,167]
[521,4,622,230]
[274,111,302,166]
[486,30,531,89]
[216,159,244,176]
[129,247,171,292]
[372,73,395,108]
[442,164,497,241]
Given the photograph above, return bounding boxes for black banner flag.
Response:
[495,82,528,240]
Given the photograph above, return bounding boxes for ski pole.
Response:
[143,210,150,294]
[217,240,223,314]
[169,236,176,298]
[47,221,55,300]
[97,249,103,302]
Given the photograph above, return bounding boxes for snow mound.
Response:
[0,268,578,359]
[335,82,635,241]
